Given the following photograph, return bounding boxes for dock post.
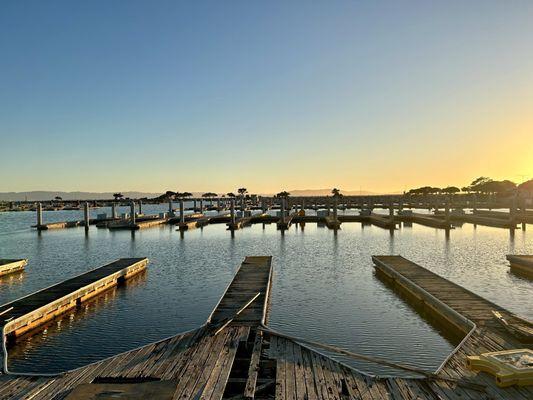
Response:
[179,199,185,223]
[130,201,136,224]
[302,199,305,212]
[333,196,338,220]
[138,200,142,215]
[510,194,517,227]
[261,198,267,214]
[445,196,451,225]
[472,194,477,213]
[37,202,43,226]
[84,202,90,232]
[280,198,286,224]
[193,199,197,211]
[112,202,117,219]
[230,199,236,224]
[521,198,526,231]
[168,199,173,216]
[200,199,203,212]
[389,201,394,220]
[241,196,245,213]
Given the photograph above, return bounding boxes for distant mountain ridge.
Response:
[0,188,390,201]
[0,191,162,201]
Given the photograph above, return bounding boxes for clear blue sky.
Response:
[1,1,532,193]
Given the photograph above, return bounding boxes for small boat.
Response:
[492,310,533,343]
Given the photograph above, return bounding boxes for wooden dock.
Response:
[1,255,532,399]
[372,255,533,399]
[0,258,148,342]
[108,217,168,230]
[506,255,533,279]
[396,212,452,229]
[369,213,397,229]
[0,259,27,277]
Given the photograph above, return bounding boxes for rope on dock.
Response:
[259,324,486,392]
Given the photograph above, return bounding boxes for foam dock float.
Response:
[0,259,27,277]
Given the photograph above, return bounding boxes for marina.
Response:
[2,3,533,397]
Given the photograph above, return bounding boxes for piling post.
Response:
[445,196,451,225]
[240,196,245,213]
[168,199,173,216]
[521,198,526,231]
[510,193,517,227]
[200,199,203,212]
[261,198,267,214]
[112,202,117,219]
[333,196,338,220]
[280,198,286,224]
[301,199,305,212]
[230,199,236,225]
[472,194,477,213]
[389,201,394,221]
[138,200,142,215]
[84,202,90,232]
[193,199,197,211]
[179,199,185,224]
[37,202,43,226]
[130,201,136,224]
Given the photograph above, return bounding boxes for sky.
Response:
[1,1,532,194]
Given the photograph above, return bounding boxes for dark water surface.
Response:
[0,205,531,375]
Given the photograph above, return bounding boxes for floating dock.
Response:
[506,255,533,279]
[2,256,532,399]
[396,212,452,229]
[372,255,533,399]
[0,259,27,277]
[0,258,148,342]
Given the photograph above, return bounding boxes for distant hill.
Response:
[0,191,163,201]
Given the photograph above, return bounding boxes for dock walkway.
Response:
[0,258,148,342]
[372,255,533,399]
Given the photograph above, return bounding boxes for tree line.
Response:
[407,177,533,195]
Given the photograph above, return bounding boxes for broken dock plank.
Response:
[0,259,27,277]
[209,256,272,326]
[0,258,148,341]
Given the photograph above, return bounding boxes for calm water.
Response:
[0,205,531,376]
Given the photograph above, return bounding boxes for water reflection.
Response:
[0,205,531,375]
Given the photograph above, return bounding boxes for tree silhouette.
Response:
[331,188,342,197]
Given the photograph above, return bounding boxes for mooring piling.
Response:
[83,202,90,232]
[230,199,236,224]
[179,199,185,223]
[37,202,43,226]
